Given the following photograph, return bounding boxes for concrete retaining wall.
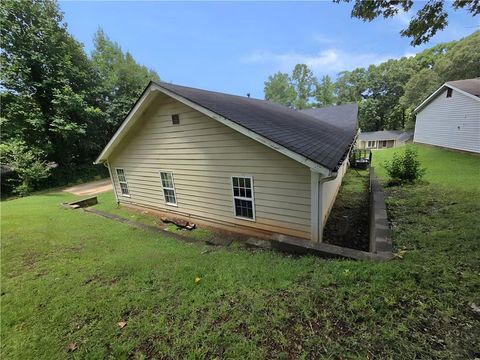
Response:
[369,167,392,259]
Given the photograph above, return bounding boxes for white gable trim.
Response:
[95,82,332,176]
[414,83,480,113]
[95,85,156,164]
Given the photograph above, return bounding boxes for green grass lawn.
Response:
[1,144,479,359]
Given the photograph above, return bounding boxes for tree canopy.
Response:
[0,0,159,195]
[335,0,480,46]
[263,31,479,131]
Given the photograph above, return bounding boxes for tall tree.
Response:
[264,72,296,106]
[0,0,100,169]
[315,75,336,107]
[432,30,480,82]
[335,0,480,46]
[91,29,160,142]
[335,68,367,104]
[291,64,317,109]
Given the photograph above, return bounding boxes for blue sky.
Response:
[59,1,477,99]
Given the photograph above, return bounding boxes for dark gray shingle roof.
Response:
[447,78,480,97]
[358,130,413,141]
[300,104,358,134]
[155,82,357,171]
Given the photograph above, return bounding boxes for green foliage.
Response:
[335,68,367,104]
[91,28,160,135]
[336,0,479,46]
[264,32,478,133]
[263,71,296,106]
[291,64,316,109]
[314,75,336,107]
[0,141,51,196]
[0,1,159,195]
[264,65,317,109]
[433,31,480,82]
[384,146,426,184]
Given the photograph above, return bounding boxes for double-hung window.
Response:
[160,171,177,205]
[116,168,130,196]
[367,141,375,148]
[231,176,255,220]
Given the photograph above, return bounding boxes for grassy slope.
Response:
[1,144,479,359]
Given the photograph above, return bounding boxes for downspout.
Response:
[318,173,337,243]
[311,170,337,242]
[311,132,357,242]
[103,160,119,204]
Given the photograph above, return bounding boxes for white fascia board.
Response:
[414,84,446,113]
[94,86,155,164]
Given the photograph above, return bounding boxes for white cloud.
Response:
[311,33,338,45]
[242,48,393,75]
[395,9,412,27]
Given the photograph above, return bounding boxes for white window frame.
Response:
[115,168,130,197]
[367,141,375,148]
[159,170,177,206]
[231,175,255,221]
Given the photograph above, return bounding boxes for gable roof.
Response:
[447,79,480,97]
[358,130,413,142]
[95,81,358,174]
[414,78,480,113]
[300,103,358,134]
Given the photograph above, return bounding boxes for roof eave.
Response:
[95,82,334,175]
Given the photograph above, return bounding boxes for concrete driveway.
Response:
[63,179,112,196]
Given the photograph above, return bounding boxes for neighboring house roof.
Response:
[96,81,358,173]
[358,130,413,142]
[414,78,480,113]
[300,103,358,134]
[447,79,480,97]
[397,130,414,142]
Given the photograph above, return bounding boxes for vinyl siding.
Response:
[322,158,348,225]
[414,88,480,153]
[109,94,312,239]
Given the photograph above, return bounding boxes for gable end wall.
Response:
[108,94,313,239]
[414,89,480,153]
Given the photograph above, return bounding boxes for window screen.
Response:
[116,168,130,196]
[232,176,255,220]
[160,171,177,205]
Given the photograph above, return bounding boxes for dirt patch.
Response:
[83,273,118,288]
[130,334,172,360]
[63,179,112,196]
[323,169,370,251]
[22,252,44,269]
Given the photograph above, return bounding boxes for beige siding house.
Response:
[357,130,413,150]
[96,82,357,242]
[414,78,480,153]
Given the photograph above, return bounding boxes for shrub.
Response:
[0,141,52,196]
[384,146,425,184]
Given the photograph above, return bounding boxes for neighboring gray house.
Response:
[357,130,413,150]
[95,82,358,242]
[414,78,480,153]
